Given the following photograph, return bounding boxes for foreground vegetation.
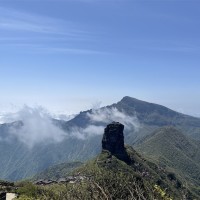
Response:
[32,161,83,181]
[14,146,198,200]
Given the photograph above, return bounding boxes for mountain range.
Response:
[13,122,199,199]
[0,96,200,181]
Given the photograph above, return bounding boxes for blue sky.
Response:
[0,0,200,116]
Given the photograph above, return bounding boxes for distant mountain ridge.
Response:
[0,96,200,181]
[66,96,200,140]
[116,96,200,138]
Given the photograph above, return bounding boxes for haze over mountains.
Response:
[0,96,200,181]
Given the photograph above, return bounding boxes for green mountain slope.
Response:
[0,129,100,181]
[15,122,199,200]
[32,161,83,180]
[16,146,198,200]
[136,127,200,188]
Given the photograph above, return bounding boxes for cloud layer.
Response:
[68,107,140,139]
[1,105,140,148]
[87,107,140,131]
[0,6,100,55]
[7,106,67,148]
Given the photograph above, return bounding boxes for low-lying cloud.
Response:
[1,105,140,147]
[87,107,140,131]
[68,107,140,139]
[7,105,67,148]
[66,125,104,140]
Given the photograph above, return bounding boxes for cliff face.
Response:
[102,122,130,163]
[102,122,125,154]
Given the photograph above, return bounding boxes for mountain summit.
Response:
[1,96,200,181]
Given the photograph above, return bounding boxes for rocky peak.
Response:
[102,122,130,162]
[102,122,125,154]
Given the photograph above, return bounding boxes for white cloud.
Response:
[38,47,104,55]
[1,105,140,148]
[7,105,67,148]
[0,6,74,35]
[65,125,104,140]
[53,113,77,121]
[67,107,140,139]
[83,125,104,136]
[87,107,140,131]
[0,6,101,55]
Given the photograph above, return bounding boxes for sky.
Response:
[0,0,200,117]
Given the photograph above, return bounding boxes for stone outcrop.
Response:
[102,122,130,163]
[102,122,125,154]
